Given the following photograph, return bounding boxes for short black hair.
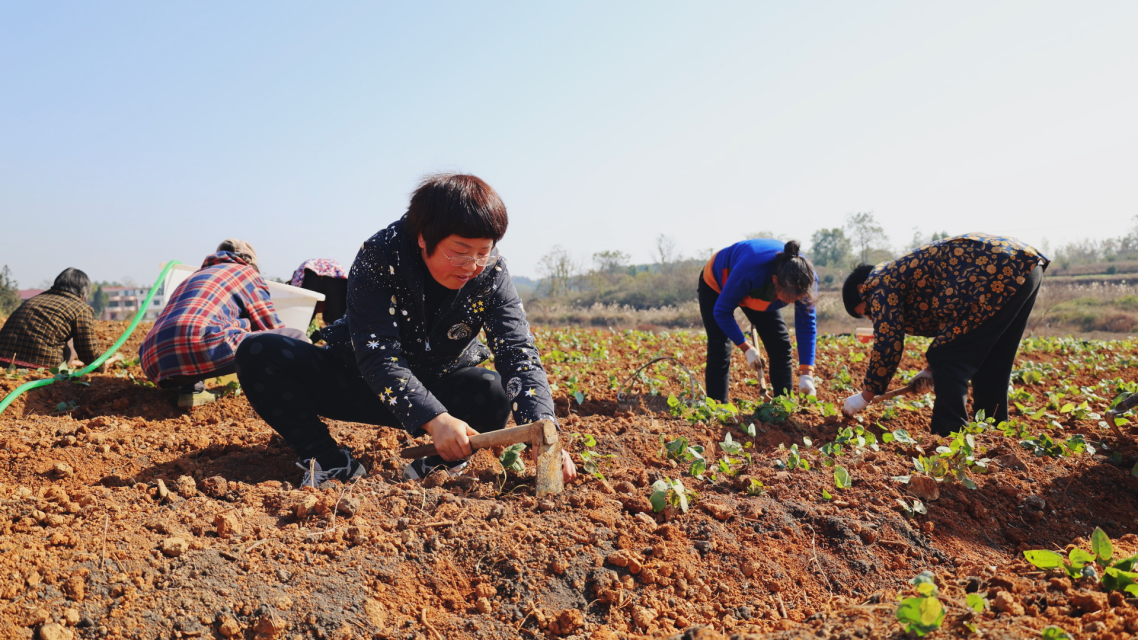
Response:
[772,240,816,304]
[842,264,874,318]
[404,174,508,256]
[52,268,91,300]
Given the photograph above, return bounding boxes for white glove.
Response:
[745,347,761,371]
[843,392,870,418]
[911,368,934,395]
[799,374,816,396]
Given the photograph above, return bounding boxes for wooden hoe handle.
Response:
[873,381,918,403]
[400,419,564,497]
[400,420,558,459]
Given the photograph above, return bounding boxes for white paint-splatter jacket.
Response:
[331,217,556,435]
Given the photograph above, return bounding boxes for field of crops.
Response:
[0,322,1137,639]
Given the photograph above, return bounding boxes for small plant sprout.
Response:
[1023,527,1138,588]
[821,488,832,501]
[895,571,945,636]
[745,478,766,496]
[774,443,810,471]
[499,443,527,474]
[569,433,615,480]
[833,465,851,490]
[1040,627,1074,640]
[896,498,927,518]
[649,477,698,514]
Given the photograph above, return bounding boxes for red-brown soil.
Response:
[0,322,1136,640]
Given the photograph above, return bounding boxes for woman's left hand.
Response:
[528,448,579,484]
[561,450,578,483]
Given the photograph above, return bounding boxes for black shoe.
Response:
[296,449,367,488]
[404,455,468,480]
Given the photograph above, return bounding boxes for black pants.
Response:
[926,265,1043,435]
[234,333,510,464]
[698,276,793,402]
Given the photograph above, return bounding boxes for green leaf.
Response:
[1102,566,1138,592]
[1113,553,1138,572]
[966,593,986,613]
[689,458,706,478]
[499,443,527,473]
[882,432,895,443]
[1069,547,1096,568]
[1023,549,1064,570]
[896,596,945,636]
[649,490,668,512]
[834,465,851,490]
[573,391,585,405]
[1092,527,1114,566]
[821,489,832,501]
[55,402,68,412]
[1040,626,1074,640]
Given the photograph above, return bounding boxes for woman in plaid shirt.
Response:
[0,268,118,371]
[140,240,305,407]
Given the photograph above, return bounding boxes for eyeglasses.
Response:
[440,248,498,268]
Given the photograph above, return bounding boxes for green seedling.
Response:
[895,571,945,636]
[649,476,698,514]
[570,433,616,480]
[745,478,766,496]
[499,443,527,474]
[966,592,988,614]
[774,443,809,471]
[833,465,851,490]
[896,498,927,517]
[1019,433,1094,459]
[882,428,918,445]
[1023,527,1138,588]
[1040,627,1073,640]
[54,400,79,413]
[821,488,832,501]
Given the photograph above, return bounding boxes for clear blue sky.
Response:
[2,2,1136,287]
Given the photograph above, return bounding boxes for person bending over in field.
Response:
[0,268,121,372]
[289,258,349,325]
[140,240,305,408]
[699,239,819,402]
[236,174,577,487]
[840,233,1049,434]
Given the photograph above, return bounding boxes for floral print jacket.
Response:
[859,233,1049,395]
[326,216,555,435]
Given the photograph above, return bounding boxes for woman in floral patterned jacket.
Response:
[236,174,576,487]
[840,233,1049,435]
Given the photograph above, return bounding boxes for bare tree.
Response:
[846,212,891,264]
[654,235,682,273]
[538,245,581,297]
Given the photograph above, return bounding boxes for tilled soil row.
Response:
[0,323,1135,639]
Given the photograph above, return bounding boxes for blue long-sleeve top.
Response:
[702,239,817,367]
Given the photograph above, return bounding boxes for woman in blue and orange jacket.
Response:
[698,239,818,402]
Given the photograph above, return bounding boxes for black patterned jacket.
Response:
[328,217,555,435]
[860,233,1049,395]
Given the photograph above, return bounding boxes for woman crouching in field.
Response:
[236,174,576,487]
[699,239,818,403]
[840,233,1049,435]
[140,240,305,408]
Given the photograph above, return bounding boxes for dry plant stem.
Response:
[420,607,444,640]
[776,593,788,619]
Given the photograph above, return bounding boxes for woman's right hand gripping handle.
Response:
[423,413,479,461]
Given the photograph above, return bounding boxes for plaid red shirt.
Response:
[140,252,282,383]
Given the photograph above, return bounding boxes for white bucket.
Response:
[266,281,325,332]
[160,262,200,301]
[161,262,325,332]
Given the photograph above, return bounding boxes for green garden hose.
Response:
[0,260,183,417]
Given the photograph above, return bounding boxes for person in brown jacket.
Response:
[0,268,119,371]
